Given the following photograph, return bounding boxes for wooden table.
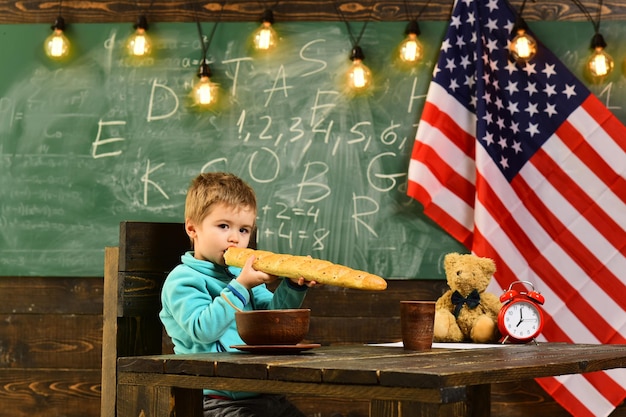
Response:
[116,343,626,417]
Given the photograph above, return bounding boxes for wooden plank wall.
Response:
[0,276,103,417]
[1,275,625,417]
[1,0,626,24]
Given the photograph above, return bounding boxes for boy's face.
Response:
[185,202,256,266]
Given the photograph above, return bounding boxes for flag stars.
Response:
[483,51,490,65]
[445,58,457,72]
[467,11,476,25]
[525,102,539,117]
[544,84,557,97]
[486,38,499,53]
[526,122,540,137]
[499,155,509,169]
[450,15,462,29]
[441,38,452,53]
[425,0,593,209]
[486,0,499,12]
[505,81,519,95]
[483,111,494,124]
[525,82,538,96]
[504,19,514,33]
[563,84,577,99]
[505,60,518,75]
[460,55,471,69]
[545,103,557,117]
[484,132,495,146]
[523,62,537,76]
[542,63,557,78]
[485,18,499,31]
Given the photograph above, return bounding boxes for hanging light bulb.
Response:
[252,9,278,51]
[44,16,70,60]
[347,46,372,91]
[192,61,219,108]
[127,15,152,57]
[398,20,423,64]
[509,17,536,64]
[587,33,613,82]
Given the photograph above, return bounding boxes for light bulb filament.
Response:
[49,32,67,57]
[593,54,608,76]
[399,33,423,63]
[128,28,152,57]
[402,40,418,61]
[352,66,366,88]
[514,36,532,59]
[348,59,372,91]
[44,28,70,59]
[193,75,219,108]
[509,29,537,64]
[257,26,272,50]
[587,48,614,80]
[196,79,214,104]
[253,21,277,51]
[132,34,147,55]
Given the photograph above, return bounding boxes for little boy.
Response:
[160,172,316,417]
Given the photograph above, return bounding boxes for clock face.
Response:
[500,300,542,341]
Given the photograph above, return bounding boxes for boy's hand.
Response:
[289,277,319,288]
[236,255,278,289]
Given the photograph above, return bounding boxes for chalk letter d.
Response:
[147,79,179,121]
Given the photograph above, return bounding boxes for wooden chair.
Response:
[101,221,201,417]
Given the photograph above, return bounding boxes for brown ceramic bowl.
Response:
[235,309,311,346]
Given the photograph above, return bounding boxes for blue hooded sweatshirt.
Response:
[159,251,308,399]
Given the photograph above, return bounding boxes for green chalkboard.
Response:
[2,21,625,278]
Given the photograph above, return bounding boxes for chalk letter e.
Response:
[91,120,126,159]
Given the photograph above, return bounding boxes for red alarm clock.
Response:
[497,280,545,344]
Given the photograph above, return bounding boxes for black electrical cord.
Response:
[570,0,606,49]
[52,0,65,31]
[403,0,433,22]
[194,1,225,76]
[333,0,373,50]
[133,0,156,29]
[570,0,603,34]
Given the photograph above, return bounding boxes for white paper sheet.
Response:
[369,342,511,349]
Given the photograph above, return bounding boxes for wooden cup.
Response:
[400,301,436,351]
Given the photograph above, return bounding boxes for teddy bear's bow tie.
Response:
[451,289,481,318]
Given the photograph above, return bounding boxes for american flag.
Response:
[407,0,626,415]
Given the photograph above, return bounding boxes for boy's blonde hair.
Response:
[185,172,257,228]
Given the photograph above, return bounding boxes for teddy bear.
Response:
[433,252,502,343]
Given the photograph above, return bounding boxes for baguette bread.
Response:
[224,247,387,291]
